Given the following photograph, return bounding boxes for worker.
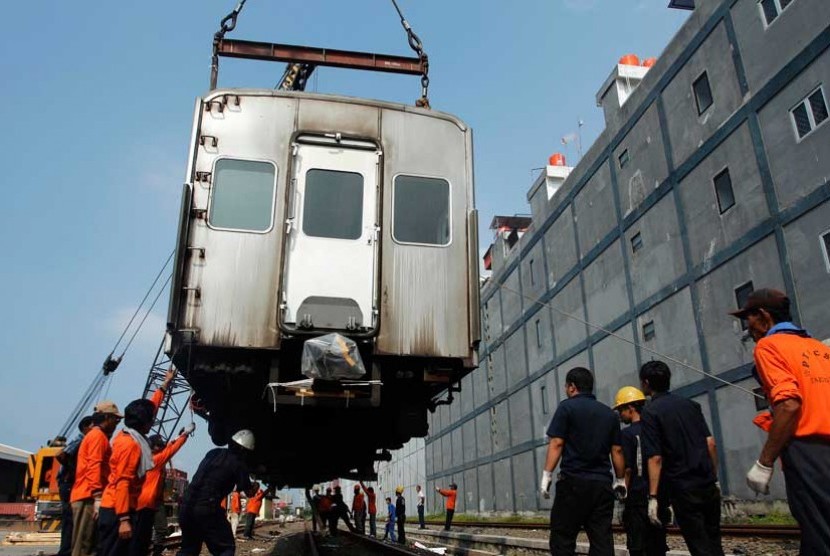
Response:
[394,486,406,545]
[639,360,723,556]
[328,486,355,535]
[131,425,194,556]
[539,367,627,555]
[416,484,425,529]
[57,416,94,556]
[317,488,333,534]
[382,496,396,542]
[352,484,366,534]
[70,401,122,556]
[228,489,242,537]
[97,398,156,556]
[614,386,668,556]
[242,483,265,540]
[359,482,377,537]
[176,429,258,556]
[435,483,457,531]
[731,288,830,553]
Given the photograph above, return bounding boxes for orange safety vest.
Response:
[137,435,187,511]
[754,333,830,439]
[246,489,265,515]
[101,432,143,515]
[70,427,111,503]
[438,488,457,511]
[230,491,241,514]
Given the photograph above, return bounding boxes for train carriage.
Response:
[166,88,479,486]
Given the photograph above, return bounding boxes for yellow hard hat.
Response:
[395,486,403,494]
[614,386,646,409]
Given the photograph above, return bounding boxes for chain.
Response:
[211,0,249,90]
[390,0,430,108]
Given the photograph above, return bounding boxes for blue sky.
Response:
[0,2,688,476]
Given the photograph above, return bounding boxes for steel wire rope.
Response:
[389,0,430,107]
[118,273,173,359]
[494,281,764,400]
[109,249,174,356]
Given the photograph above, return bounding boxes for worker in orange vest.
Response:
[359,482,377,537]
[243,483,265,540]
[436,483,458,531]
[70,401,122,556]
[227,490,242,537]
[131,425,194,556]
[351,485,366,535]
[97,398,156,556]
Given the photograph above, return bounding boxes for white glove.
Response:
[613,477,627,501]
[93,496,102,519]
[746,461,773,495]
[647,496,660,526]
[183,422,196,435]
[540,470,553,499]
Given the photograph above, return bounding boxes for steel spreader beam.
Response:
[217,38,425,76]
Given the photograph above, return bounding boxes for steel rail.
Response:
[420,520,800,539]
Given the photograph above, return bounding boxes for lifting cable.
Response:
[211,0,249,90]
[494,282,764,401]
[56,250,176,439]
[389,0,431,108]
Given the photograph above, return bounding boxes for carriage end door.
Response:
[281,141,379,333]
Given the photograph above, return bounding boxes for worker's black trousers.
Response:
[243,513,256,538]
[396,516,406,544]
[130,508,157,556]
[668,483,723,556]
[444,509,454,531]
[57,483,74,556]
[781,437,830,555]
[549,476,614,555]
[622,500,669,556]
[98,508,132,556]
[176,504,234,556]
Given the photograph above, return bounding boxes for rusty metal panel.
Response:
[217,39,425,75]
[376,109,474,359]
[297,99,380,139]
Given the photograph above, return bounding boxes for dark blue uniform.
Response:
[176,448,252,556]
[621,421,668,556]
[546,392,621,555]
[641,392,723,556]
[395,495,406,544]
[57,434,83,556]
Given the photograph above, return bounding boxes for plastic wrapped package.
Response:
[301,333,366,380]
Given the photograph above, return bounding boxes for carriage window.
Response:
[393,175,450,245]
[209,159,276,232]
[303,169,364,240]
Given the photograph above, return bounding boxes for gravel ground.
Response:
[444,526,800,555]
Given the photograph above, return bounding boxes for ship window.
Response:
[209,159,276,232]
[693,72,713,115]
[713,168,735,214]
[393,175,451,246]
[535,319,542,348]
[618,149,630,169]
[303,169,364,240]
[791,86,828,141]
[541,384,549,414]
[735,281,755,330]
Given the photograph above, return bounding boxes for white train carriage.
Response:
[166,89,479,485]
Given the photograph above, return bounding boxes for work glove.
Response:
[182,422,196,436]
[613,477,627,501]
[118,519,132,540]
[647,496,661,526]
[93,496,102,520]
[540,470,553,499]
[746,461,773,495]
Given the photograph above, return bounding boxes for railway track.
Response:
[422,520,800,539]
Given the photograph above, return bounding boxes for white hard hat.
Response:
[231,429,255,451]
